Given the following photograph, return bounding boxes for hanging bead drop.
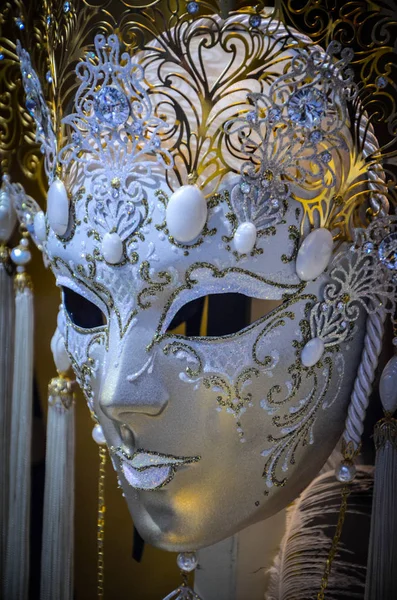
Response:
[162,552,203,600]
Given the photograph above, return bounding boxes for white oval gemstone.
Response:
[47,178,69,236]
[234,222,257,254]
[92,424,106,445]
[102,231,123,264]
[50,328,71,373]
[166,185,207,243]
[380,356,397,414]
[0,189,17,243]
[296,228,334,281]
[301,337,325,367]
[34,211,47,243]
[10,245,31,266]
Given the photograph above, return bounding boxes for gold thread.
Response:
[97,446,107,600]
[317,485,351,600]
[0,244,9,264]
[373,414,397,450]
[14,271,33,293]
[48,376,74,410]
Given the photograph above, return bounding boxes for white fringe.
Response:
[40,394,75,600]
[365,439,397,600]
[266,467,373,600]
[5,284,34,600]
[0,262,14,588]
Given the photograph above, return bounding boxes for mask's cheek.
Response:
[63,319,108,414]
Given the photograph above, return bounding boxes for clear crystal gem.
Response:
[268,107,281,123]
[46,70,53,83]
[246,110,257,124]
[288,88,326,128]
[187,1,199,14]
[94,86,130,127]
[336,301,344,311]
[363,241,374,254]
[177,552,198,573]
[320,151,332,163]
[340,320,347,329]
[26,96,38,117]
[378,232,397,270]
[240,182,251,194]
[321,302,328,312]
[249,14,262,28]
[63,1,71,12]
[309,130,323,144]
[335,462,356,483]
[376,75,388,89]
[132,121,143,135]
[270,198,280,209]
[16,17,25,30]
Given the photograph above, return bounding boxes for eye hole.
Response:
[167,294,283,337]
[62,286,107,329]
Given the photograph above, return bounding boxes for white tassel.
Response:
[0,175,17,588]
[5,265,34,600]
[364,356,397,600]
[40,376,75,600]
[40,327,75,600]
[0,250,14,588]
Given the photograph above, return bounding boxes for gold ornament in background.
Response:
[1,0,397,233]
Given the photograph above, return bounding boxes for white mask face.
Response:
[16,14,394,551]
[52,185,367,550]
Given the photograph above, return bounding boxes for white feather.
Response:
[266,467,373,600]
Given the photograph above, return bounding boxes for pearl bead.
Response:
[92,424,106,445]
[301,337,324,367]
[10,245,31,266]
[379,356,397,414]
[50,328,71,373]
[0,189,16,243]
[34,211,47,243]
[335,461,356,483]
[166,185,207,243]
[296,227,334,281]
[47,178,70,236]
[234,222,257,254]
[176,552,198,572]
[102,231,123,264]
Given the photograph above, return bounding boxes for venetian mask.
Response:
[13,11,395,553]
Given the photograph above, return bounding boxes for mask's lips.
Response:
[110,447,201,491]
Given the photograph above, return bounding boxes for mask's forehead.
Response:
[49,177,303,311]
[46,15,354,321]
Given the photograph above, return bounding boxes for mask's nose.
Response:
[99,340,169,422]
